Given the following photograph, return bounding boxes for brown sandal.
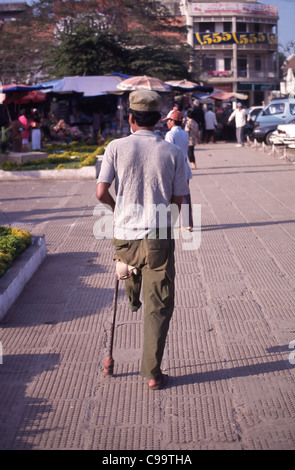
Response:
[148,374,169,390]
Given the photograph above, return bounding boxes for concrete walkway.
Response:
[0,142,294,451]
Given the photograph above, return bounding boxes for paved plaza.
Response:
[0,141,294,451]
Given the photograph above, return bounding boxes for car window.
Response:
[290,103,295,115]
[265,103,285,115]
[252,109,261,117]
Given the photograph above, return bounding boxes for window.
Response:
[237,23,247,33]
[238,58,247,77]
[203,57,216,71]
[290,104,295,115]
[254,23,260,33]
[255,57,261,72]
[264,103,285,115]
[199,22,215,33]
[224,58,231,71]
[224,22,232,32]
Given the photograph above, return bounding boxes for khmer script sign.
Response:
[191,3,278,17]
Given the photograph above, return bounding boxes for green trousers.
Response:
[112,236,175,380]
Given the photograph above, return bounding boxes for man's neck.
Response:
[134,126,154,132]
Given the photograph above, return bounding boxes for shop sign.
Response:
[191,3,278,17]
[195,32,278,46]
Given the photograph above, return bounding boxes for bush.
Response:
[0,226,32,278]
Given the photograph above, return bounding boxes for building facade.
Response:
[178,0,280,105]
[0,2,27,25]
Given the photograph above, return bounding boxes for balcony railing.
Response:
[202,70,278,80]
[205,70,233,78]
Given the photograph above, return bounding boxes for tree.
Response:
[0,1,55,84]
[125,46,191,80]
[48,25,128,77]
[116,1,193,79]
[282,40,295,56]
[0,0,194,83]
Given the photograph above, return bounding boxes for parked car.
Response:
[245,106,263,136]
[248,106,263,121]
[269,119,295,146]
[251,98,295,145]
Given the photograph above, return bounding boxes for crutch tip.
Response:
[103,356,114,376]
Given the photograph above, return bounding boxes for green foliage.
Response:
[0,226,32,278]
[0,0,194,82]
[50,25,128,77]
[126,45,192,80]
[0,141,110,171]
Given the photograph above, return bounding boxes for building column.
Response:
[187,12,194,48]
[232,17,237,92]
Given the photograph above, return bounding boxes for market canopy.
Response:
[39,75,124,97]
[211,90,248,100]
[165,79,213,94]
[0,83,53,93]
[193,89,248,101]
[3,90,47,105]
[0,83,52,105]
[117,75,171,92]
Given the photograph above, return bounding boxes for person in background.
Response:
[30,109,41,150]
[221,103,234,142]
[191,100,205,142]
[204,105,217,143]
[185,109,200,169]
[10,117,23,152]
[228,102,249,147]
[18,109,30,152]
[163,109,193,231]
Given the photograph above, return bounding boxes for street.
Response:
[0,141,294,450]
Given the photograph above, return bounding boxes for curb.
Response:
[0,236,47,321]
[0,159,102,181]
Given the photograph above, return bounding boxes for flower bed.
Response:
[0,140,112,172]
[0,226,32,278]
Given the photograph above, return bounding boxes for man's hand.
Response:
[116,260,138,280]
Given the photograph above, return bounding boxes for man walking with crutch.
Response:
[96,90,188,390]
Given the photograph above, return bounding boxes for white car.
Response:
[247,106,263,122]
[269,119,295,146]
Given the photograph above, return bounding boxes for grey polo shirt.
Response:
[97,130,188,239]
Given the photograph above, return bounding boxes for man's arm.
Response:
[227,110,235,123]
[96,182,115,212]
[171,195,183,213]
[171,194,183,227]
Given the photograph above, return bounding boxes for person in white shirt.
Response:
[163,109,193,231]
[228,102,249,147]
[204,105,217,143]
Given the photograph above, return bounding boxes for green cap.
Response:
[129,90,162,112]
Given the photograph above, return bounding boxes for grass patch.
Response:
[0,226,32,278]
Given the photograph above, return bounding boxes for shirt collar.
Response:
[133,129,155,136]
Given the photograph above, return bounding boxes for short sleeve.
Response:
[97,142,115,184]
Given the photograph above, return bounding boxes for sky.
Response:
[0,0,294,47]
[259,0,295,47]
